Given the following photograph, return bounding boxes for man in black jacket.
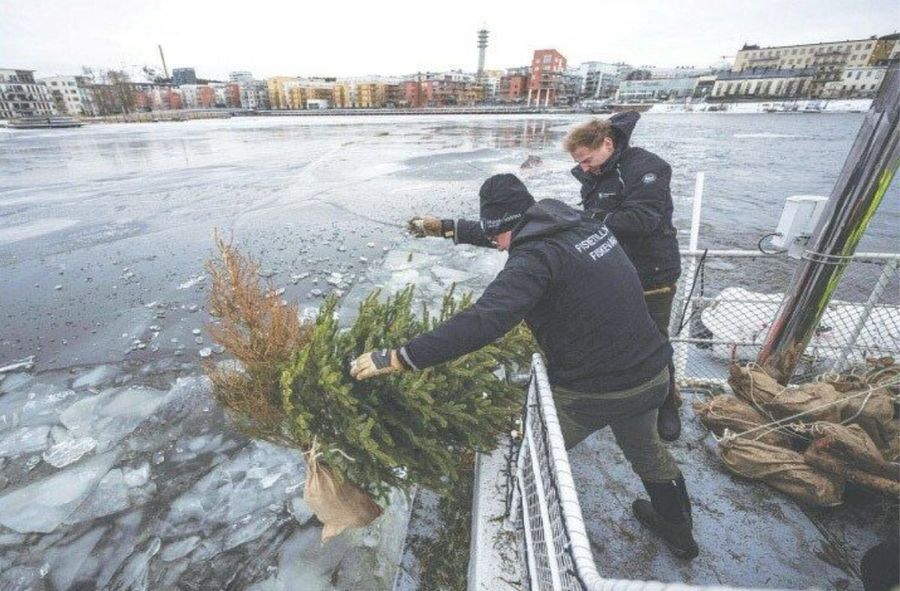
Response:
[357,174,698,559]
[408,112,684,442]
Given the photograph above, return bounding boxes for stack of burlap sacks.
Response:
[693,362,900,506]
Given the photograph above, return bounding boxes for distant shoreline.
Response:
[1,98,873,128]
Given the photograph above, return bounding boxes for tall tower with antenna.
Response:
[477,28,489,80]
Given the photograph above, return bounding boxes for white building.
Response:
[229,71,254,84]
[616,76,699,102]
[179,84,199,109]
[576,62,623,98]
[39,75,91,115]
[0,68,54,119]
[239,81,269,110]
[825,66,888,98]
[210,83,228,107]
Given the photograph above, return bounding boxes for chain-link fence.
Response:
[669,251,900,387]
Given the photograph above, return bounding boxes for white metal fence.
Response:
[507,354,796,591]
[669,250,900,388]
[669,172,899,388]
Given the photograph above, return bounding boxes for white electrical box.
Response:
[771,195,829,255]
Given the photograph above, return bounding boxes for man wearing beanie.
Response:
[407,113,683,443]
[352,173,699,560]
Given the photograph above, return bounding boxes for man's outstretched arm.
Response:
[407,216,493,248]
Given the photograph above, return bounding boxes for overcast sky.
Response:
[2,0,896,80]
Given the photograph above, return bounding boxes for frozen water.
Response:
[0,451,118,533]
[431,265,477,286]
[44,527,106,591]
[0,424,50,457]
[71,364,118,389]
[59,385,175,452]
[2,115,893,588]
[159,535,201,562]
[42,436,98,467]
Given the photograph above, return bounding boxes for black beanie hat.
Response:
[479,174,535,235]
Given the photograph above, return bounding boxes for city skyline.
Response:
[2,0,896,79]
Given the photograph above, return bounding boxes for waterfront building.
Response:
[711,68,814,99]
[210,83,229,107]
[238,81,269,110]
[576,62,623,99]
[229,71,254,85]
[266,76,296,109]
[39,75,91,115]
[615,76,700,102]
[179,84,199,109]
[480,69,504,102]
[527,49,567,107]
[730,34,897,97]
[225,83,241,108]
[197,86,215,108]
[824,66,889,98]
[0,69,54,119]
[498,67,530,104]
[172,68,197,86]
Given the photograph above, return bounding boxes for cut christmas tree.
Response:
[205,237,535,540]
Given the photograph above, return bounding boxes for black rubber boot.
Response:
[656,382,682,442]
[632,475,699,560]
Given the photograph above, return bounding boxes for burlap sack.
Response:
[763,383,843,424]
[304,448,383,542]
[808,423,898,481]
[718,434,844,507]
[728,364,782,407]
[839,389,896,449]
[693,395,791,447]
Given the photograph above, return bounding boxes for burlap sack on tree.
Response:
[304,444,383,542]
[763,382,843,424]
[693,395,792,447]
[718,433,844,507]
[808,423,898,481]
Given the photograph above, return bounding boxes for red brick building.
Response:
[226,83,241,108]
[197,86,215,108]
[528,49,567,106]
[498,69,530,103]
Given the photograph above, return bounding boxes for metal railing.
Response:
[669,173,899,388]
[507,354,791,591]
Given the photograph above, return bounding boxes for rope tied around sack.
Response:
[718,371,900,444]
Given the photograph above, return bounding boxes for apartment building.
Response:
[40,75,94,115]
[0,68,54,119]
[498,67,530,103]
[731,35,897,97]
[528,49,567,106]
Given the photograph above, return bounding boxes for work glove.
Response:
[407,216,454,239]
[349,349,407,380]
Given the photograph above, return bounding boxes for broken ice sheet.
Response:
[42,437,98,468]
[0,451,119,533]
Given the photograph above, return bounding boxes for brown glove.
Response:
[407,216,452,238]
[349,349,407,380]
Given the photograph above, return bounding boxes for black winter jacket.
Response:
[401,199,672,394]
[570,111,681,289]
[451,112,680,290]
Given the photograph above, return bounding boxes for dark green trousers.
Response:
[644,283,679,404]
[553,367,680,482]
[644,283,676,336]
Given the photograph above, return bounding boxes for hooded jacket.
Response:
[452,112,680,289]
[569,111,681,289]
[401,199,671,394]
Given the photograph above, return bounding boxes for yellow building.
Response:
[266,77,300,109]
